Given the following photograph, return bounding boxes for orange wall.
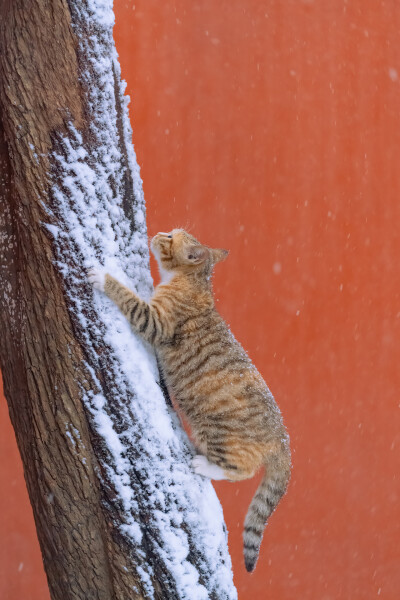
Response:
[0,375,50,600]
[1,1,400,598]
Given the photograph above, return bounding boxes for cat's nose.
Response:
[150,233,165,248]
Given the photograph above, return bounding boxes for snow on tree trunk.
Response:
[0,1,237,599]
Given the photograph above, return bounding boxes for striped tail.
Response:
[243,443,291,572]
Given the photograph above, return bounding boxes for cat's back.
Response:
[157,284,282,429]
[158,291,233,375]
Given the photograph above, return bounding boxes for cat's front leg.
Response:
[88,269,160,344]
[88,268,141,315]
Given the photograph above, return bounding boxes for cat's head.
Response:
[151,229,228,277]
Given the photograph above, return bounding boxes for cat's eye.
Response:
[167,234,172,238]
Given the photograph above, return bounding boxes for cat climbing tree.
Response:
[0,2,236,599]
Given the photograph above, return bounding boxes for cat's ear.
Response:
[186,245,209,264]
[211,248,229,264]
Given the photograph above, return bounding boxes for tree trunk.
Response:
[0,1,237,599]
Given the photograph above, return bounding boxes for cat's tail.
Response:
[243,440,291,573]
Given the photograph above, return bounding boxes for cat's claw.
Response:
[192,454,226,480]
[88,268,106,292]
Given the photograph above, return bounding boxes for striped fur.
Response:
[102,229,291,572]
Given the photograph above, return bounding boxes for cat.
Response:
[88,228,291,572]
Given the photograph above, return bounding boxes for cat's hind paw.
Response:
[192,455,226,480]
[192,454,209,477]
[88,268,106,292]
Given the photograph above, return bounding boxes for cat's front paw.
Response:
[88,268,106,292]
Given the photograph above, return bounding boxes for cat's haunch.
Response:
[89,228,291,573]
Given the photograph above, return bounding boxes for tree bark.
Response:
[0,2,236,599]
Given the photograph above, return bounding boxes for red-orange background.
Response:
[1,1,400,598]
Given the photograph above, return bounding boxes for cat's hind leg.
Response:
[192,455,227,480]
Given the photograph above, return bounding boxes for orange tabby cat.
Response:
[88,229,291,572]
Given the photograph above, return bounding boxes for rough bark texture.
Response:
[0,2,236,600]
[0,2,146,599]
